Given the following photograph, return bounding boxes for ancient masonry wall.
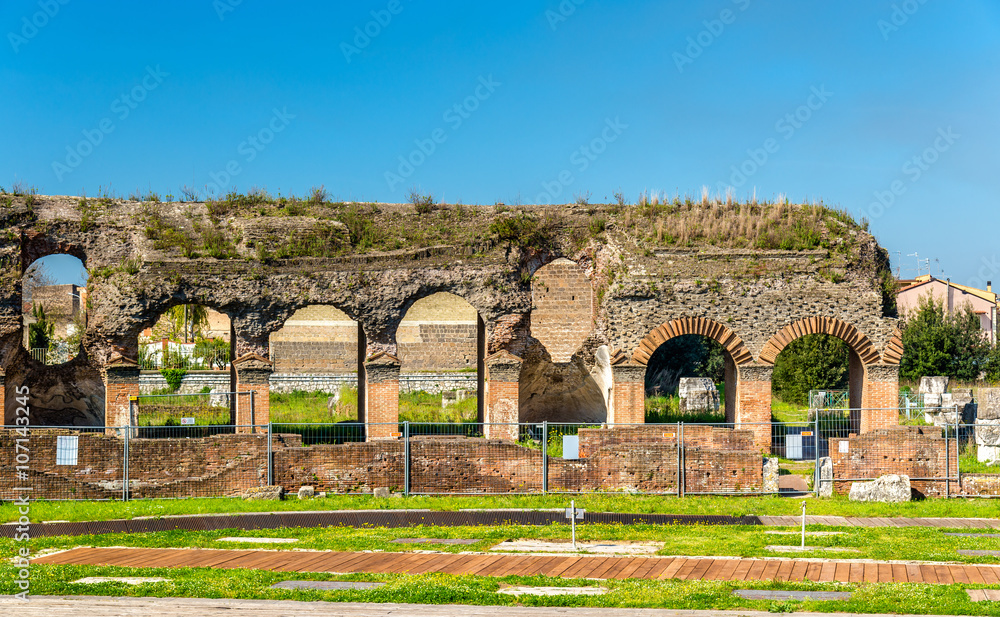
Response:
[830,426,959,498]
[531,258,594,362]
[0,427,761,498]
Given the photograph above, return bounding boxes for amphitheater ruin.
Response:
[7,193,984,499]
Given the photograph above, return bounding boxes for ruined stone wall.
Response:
[0,196,898,427]
[830,426,958,497]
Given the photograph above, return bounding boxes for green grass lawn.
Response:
[4,493,1000,525]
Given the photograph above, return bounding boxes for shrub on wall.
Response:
[160,368,187,392]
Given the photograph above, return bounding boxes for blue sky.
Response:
[4,1,998,288]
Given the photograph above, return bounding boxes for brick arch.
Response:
[631,317,753,365]
[758,316,881,365]
[882,327,904,364]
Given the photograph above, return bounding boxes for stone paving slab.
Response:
[491,539,662,554]
[0,597,983,616]
[270,581,385,590]
[391,538,480,545]
[764,545,859,553]
[499,586,607,596]
[957,550,1000,556]
[218,537,299,544]
[758,515,1000,528]
[766,531,844,536]
[71,577,171,585]
[734,589,852,601]
[946,533,1000,538]
[967,589,1000,602]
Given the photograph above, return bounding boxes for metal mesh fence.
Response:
[0,411,973,501]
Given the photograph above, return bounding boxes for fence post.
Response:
[676,421,681,497]
[267,421,273,487]
[945,412,951,499]
[403,420,410,496]
[122,423,130,502]
[955,406,960,497]
[679,421,685,498]
[542,421,548,494]
[814,411,820,497]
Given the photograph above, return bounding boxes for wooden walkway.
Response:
[760,516,1000,528]
[33,547,1000,585]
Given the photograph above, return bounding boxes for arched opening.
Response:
[397,292,480,424]
[762,317,880,461]
[268,305,361,424]
[22,254,89,365]
[136,304,233,426]
[644,334,733,423]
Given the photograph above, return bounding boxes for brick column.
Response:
[364,351,400,441]
[608,360,645,425]
[736,363,772,450]
[861,363,899,433]
[484,350,521,440]
[233,353,272,433]
[104,356,139,434]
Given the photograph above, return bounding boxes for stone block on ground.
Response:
[763,458,779,493]
[848,474,911,503]
[818,456,833,497]
[678,377,720,414]
[919,376,949,395]
[297,485,315,499]
[243,485,283,501]
[373,487,391,498]
[976,388,1000,465]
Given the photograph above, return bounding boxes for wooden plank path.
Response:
[758,515,1000,528]
[32,547,1000,584]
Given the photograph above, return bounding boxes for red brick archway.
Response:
[631,317,753,366]
[758,316,880,365]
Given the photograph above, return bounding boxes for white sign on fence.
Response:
[56,435,79,466]
[839,441,849,453]
[562,435,579,460]
[181,417,196,425]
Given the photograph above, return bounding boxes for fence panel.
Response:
[1,426,120,501]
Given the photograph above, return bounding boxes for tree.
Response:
[772,334,849,405]
[899,293,989,381]
[151,305,209,343]
[28,304,55,351]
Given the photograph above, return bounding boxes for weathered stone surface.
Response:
[297,485,315,499]
[243,485,283,501]
[818,456,833,497]
[678,377,720,414]
[919,376,949,396]
[763,458,779,493]
[848,474,911,503]
[373,487,391,498]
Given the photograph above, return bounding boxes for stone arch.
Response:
[631,317,753,366]
[759,316,880,365]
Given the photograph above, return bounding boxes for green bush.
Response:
[160,368,187,392]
